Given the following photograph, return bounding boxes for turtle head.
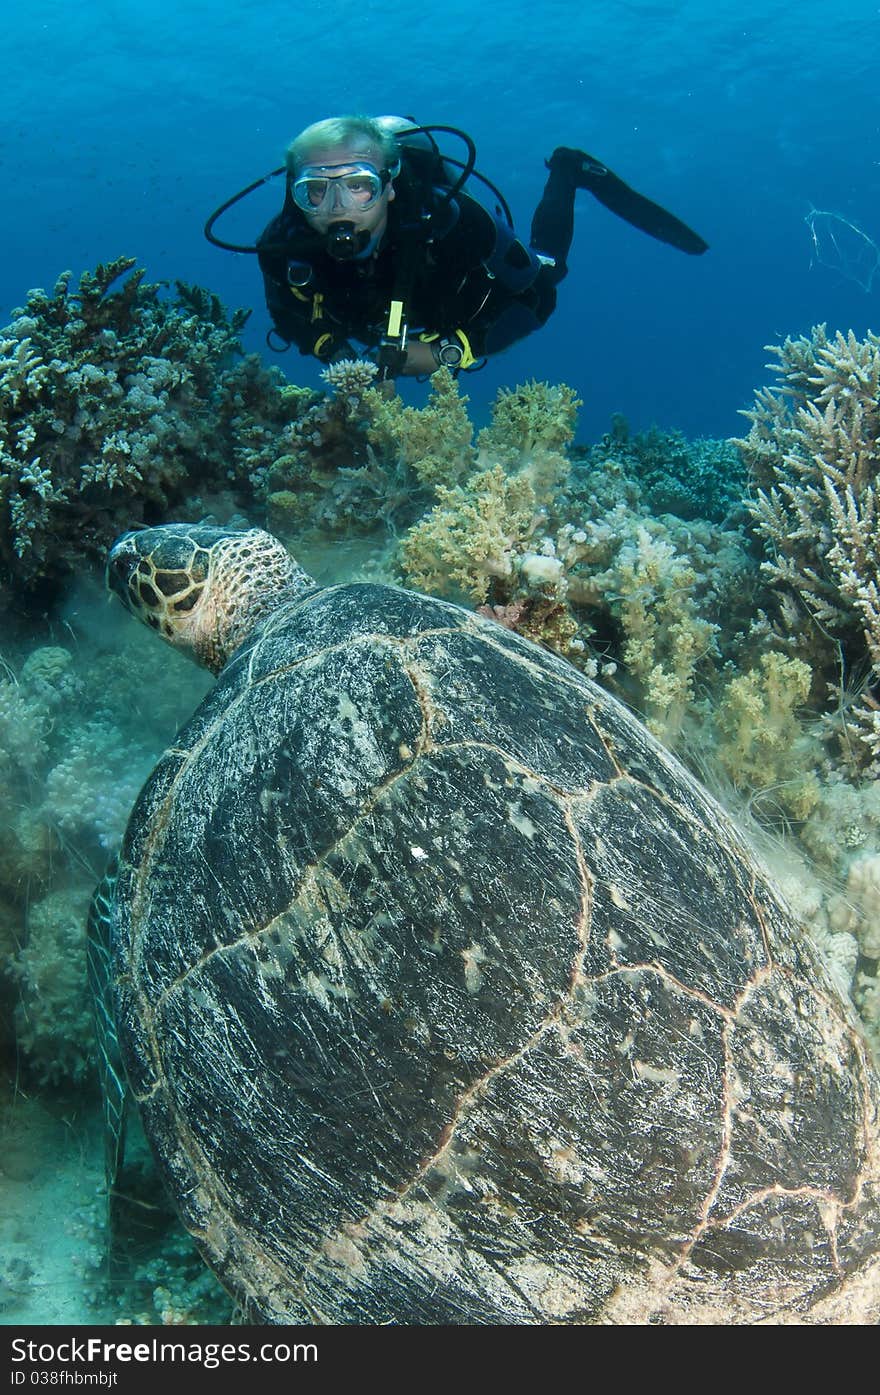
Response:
[106,524,315,674]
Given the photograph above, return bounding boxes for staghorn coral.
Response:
[736,326,880,769]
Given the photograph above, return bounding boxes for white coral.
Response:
[846,853,880,957]
[321,357,378,397]
[0,336,50,406]
[18,460,56,500]
[43,723,150,849]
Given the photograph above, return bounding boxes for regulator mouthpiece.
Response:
[326,221,371,260]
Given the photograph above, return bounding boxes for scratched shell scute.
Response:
[756,880,854,1004]
[572,776,769,1002]
[836,1175,880,1275]
[411,627,619,790]
[677,1190,842,1312]
[421,972,728,1251]
[224,970,729,1323]
[713,970,867,1214]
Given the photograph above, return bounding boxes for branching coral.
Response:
[266,372,579,548]
[262,373,584,557]
[364,366,476,489]
[610,527,719,741]
[551,512,726,741]
[712,652,822,821]
[396,398,757,741]
[479,378,580,455]
[262,361,397,536]
[400,465,538,603]
[736,326,880,769]
[477,379,580,503]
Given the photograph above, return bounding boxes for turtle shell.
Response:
[113,583,880,1323]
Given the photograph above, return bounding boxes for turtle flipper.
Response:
[86,859,129,1202]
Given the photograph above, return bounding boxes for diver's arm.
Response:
[261,270,317,351]
[399,340,438,375]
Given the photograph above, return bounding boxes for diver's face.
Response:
[295,141,395,246]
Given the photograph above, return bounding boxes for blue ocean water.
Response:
[3,0,878,438]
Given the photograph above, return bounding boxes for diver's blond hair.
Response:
[287,116,401,174]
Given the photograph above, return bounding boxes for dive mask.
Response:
[291,162,396,214]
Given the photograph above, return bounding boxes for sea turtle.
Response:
[89,521,880,1324]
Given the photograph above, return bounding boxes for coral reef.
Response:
[843,853,880,958]
[476,378,580,503]
[713,652,822,821]
[736,326,880,772]
[365,365,476,489]
[399,425,755,742]
[260,371,581,550]
[0,586,208,1087]
[0,259,306,603]
[258,364,473,537]
[589,414,748,523]
[11,888,96,1086]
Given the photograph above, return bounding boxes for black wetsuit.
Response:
[256,162,576,366]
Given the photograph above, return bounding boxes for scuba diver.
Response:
[205,115,708,380]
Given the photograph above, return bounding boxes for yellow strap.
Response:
[289,286,310,302]
[418,329,476,368]
[453,329,477,370]
[311,293,324,323]
[313,333,333,358]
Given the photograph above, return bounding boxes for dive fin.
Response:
[551,148,709,255]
